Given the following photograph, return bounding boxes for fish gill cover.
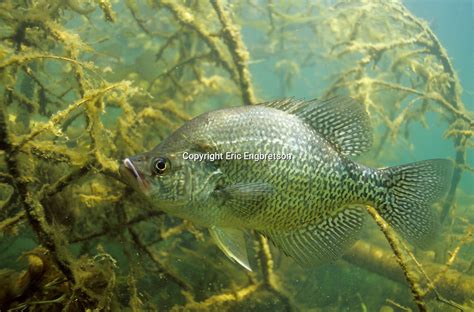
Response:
[0,0,472,311]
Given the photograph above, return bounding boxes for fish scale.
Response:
[120,96,453,270]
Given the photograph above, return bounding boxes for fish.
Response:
[119,97,453,271]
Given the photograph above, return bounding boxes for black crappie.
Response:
[120,97,453,270]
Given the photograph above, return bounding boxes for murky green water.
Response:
[0,0,472,311]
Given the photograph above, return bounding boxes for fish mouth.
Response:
[120,158,150,192]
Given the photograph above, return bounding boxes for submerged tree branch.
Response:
[210,0,256,105]
[366,206,427,312]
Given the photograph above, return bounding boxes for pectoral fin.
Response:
[219,182,274,200]
[209,226,252,271]
[212,182,274,218]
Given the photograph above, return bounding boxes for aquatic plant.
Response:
[0,0,472,311]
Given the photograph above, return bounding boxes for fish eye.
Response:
[153,157,169,175]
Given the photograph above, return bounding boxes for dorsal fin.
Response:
[261,96,373,156]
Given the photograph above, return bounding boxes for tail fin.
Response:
[375,159,453,247]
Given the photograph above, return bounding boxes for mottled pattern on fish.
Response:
[160,105,361,228]
[121,97,453,268]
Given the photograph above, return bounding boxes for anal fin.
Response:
[209,226,252,271]
[262,207,364,266]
